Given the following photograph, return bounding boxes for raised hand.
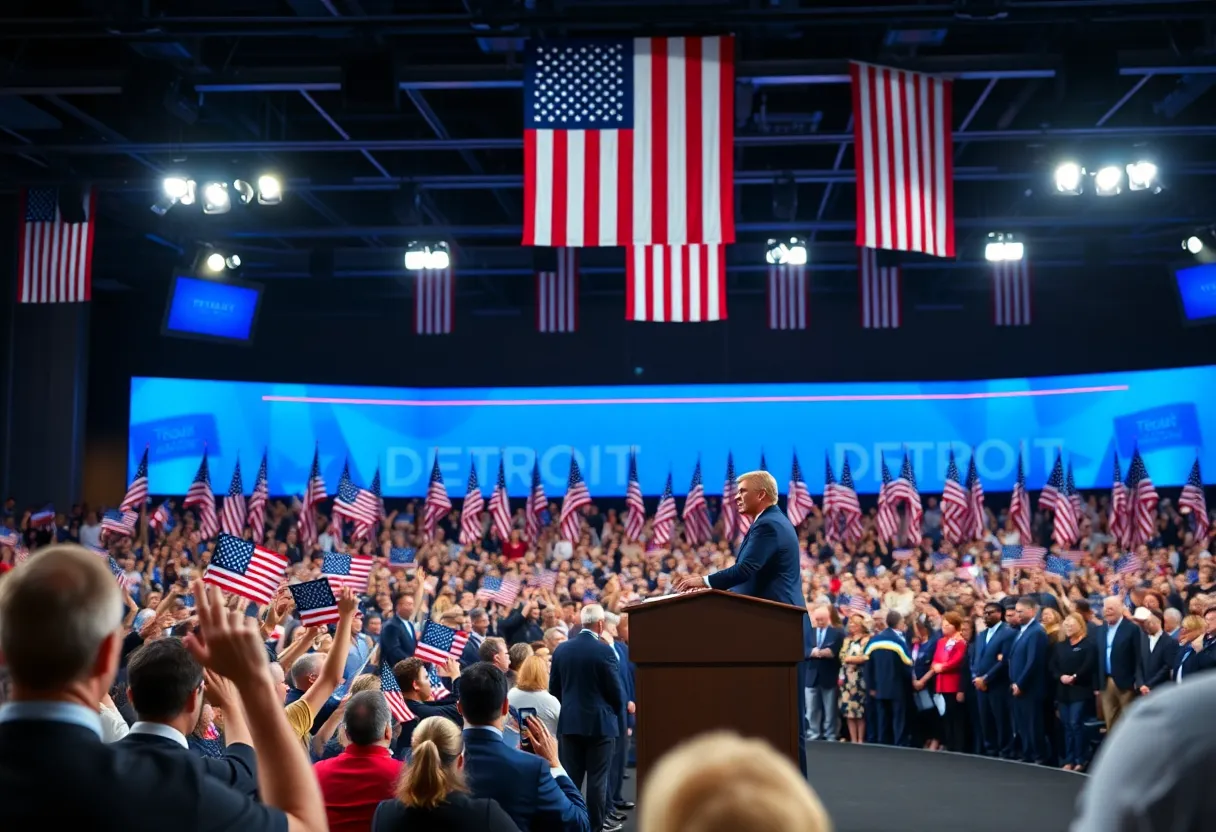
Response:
[183,581,272,688]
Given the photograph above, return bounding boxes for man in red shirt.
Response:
[313,690,403,832]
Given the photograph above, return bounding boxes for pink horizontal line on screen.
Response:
[261,384,1129,407]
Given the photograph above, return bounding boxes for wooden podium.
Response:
[622,589,806,787]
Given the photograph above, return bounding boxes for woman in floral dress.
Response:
[838,613,871,744]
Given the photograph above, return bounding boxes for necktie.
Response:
[817,628,824,648]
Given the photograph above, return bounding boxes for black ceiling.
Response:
[2,0,1215,293]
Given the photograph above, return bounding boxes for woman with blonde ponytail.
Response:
[372,716,520,831]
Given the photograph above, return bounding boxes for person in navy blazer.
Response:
[605,613,635,821]
[548,605,625,832]
[971,601,1016,759]
[803,606,843,742]
[1092,596,1140,731]
[1134,608,1179,695]
[675,470,809,774]
[458,662,590,832]
[1008,596,1050,764]
[380,594,419,670]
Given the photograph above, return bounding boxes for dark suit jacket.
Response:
[460,636,483,669]
[372,792,520,832]
[461,727,590,832]
[804,623,843,690]
[1136,631,1180,690]
[911,635,941,685]
[119,731,259,798]
[1175,641,1216,681]
[380,616,417,670]
[1009,622,1050,699]
[549,631,624,738]
[706,504,807,610]
[392,680,464,759]
[863,629,913,699]
[612,641,635,731]
[0,718,284,831]
[1093,620,1139,692]
[972,622,1016,688]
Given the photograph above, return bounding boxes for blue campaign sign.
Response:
[163,276,263,342]
[128,367,1215,497]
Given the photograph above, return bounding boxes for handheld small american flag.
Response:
[767,262,808,330]
[247,452,269,544]
[1108,453,1129,548]
[844,594,871,617]
[892,548,915,561]
[850,62,954,259]
[627,243,727,323]
[891,452,923,544]
[415,268,453,335]
[1178,457,1209,540]
[424,453,453,541]
[964,455,986,540]
[1002,544,1046,571]
[536,247,579,333]
[300,444,327,549]
[522,36,735,248]
[1009,451,1032,542]
[120,447,150,511]
[18,187,96,304]
[559,454,591,542]
[682,459,712,544]
[203,533,289,605]
[786,452,815,527]
[389,547,416,566]
[101,509,138,537]
[416,620,471,665]
[1125,449,1159,547]
[1059,550,1086,564]
[289,579,341,627]
[525,456,547,542]
[220,461,247,538]
[29,505,55,528]
[0,526,19,547]
[352,468,383,541]
[321,551,374,593]
[876,459,900,544]
[720,451,739,541]
[1114,552,1142,578]
[858,247,901,329]
[150,501,174,534]
[940,450,969,545]
[380,661,416,723]
[651,474,678,547]
[183,451,218,540]
[487,458,513,542]
[426,664,450,700]
[993,258,1032,326]
[624,451,646,541]
[98,548,126,586]
[476,575,522,608]
[460,462,485,546]
[1045,554,1075,579]
[333,461,376,526]
[528,570,558,591]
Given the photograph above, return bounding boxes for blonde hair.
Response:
[430,596,454,621]
[1064,612,1088,638]
[350,672,382,694]
[395,716,467,809]
[737,471,779,507]
[515,654,550,693]
[640,731,832,832]
[1181,614,1204,635]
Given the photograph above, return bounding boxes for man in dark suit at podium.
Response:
[675,469,809,775]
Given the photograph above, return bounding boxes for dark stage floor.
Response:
[618,743,1086,832]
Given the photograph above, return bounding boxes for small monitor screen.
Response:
[163,275,263,343]
[1174,263,1216,325]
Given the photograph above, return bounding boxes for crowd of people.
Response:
[0,472,1214,830]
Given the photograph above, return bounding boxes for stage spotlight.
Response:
[256,174,283,205]
[765,237,808,266]
[1094,165,1123,196]
[233,180,255,205]
[164,177,191,200]
[204,252,227,273]
[226,254,242,269]
[151,176,197,215]
[1054,162,1083,195]
[1126,161,1159,192]
[984,232,1024,262]
[202,181,231,214]
[1185,235,1205,255]
[404,241,451,271]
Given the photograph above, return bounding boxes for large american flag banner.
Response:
[220,461,247,538]
[1179,457,1209,540]
[1002,544,1046,571]
[682,459,712,544]
[767,263,808,330]
[625,451,646,541]
[487,459,513,542]
[247,452,269,544]
[120,447,149,511]
[627,243,726,323]
[1125,449,1159,546]
[300,445,327,549]
[183,450,218,540]
[940,450,969,545]
[321,551,374,594]
[720,451,739,541]
[380,661,416,724]
[525,456,547,542]
[522,36,735,248]
[536,247,578,333]
[858,248,901,329]
[1009,451,1032,543]
[460,462,485,546]
[415,620,471,665]
[290,579,340,627]
[424,454,453,541]
[651,474,677,547]
[964,455,986,540]
[203,533,289,605]
[786,453,815,528]
[559,455,591,541]
[18,187,96,304]
[850,62,954,259]
[1108,453,1129,547]
[993,258,1032,326]
[414,269,453,335]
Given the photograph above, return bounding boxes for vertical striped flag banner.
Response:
[522,36,735,247]
[767,263,808,330]
[18,187,96,304]
[850,62,955,259]
[626,243,726,323]
[536,247,579,333]
[992,259,1033,326]
[858,248,901,329]
[414,268,453,335]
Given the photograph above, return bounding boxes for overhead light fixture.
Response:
[984,232,1024,262]
[1053,162,1084,195]
[404,241,451,271]
[233,179,255,205]
[1126,160,1160,193]
[256,174,283,205]
[1094,165,1124,196]
[202,181,231,214]
[151,176,196,215]
[1184,235,1205,255]
[204,252,227,273]
[765,237,808,266]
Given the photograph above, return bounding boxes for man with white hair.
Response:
[549,603,628,832]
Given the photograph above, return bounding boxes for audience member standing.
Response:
[804,605,843,742]
[313,690,403,832]
[392,657,463,756]
[381,592,420,669]
[1133,607,1178,696]
[971,602,1016,759]
[925,611,968,752]
[1008,596,1050,764]
[1093,596,1139,731]
[604,612,635,822]
[864,610,913,746]
[1050,612,1096,771]
[508,655,562,739]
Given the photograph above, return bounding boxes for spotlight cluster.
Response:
[153,174,283,216]
[1053,160,1160,197]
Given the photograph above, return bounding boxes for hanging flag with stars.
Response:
[380,661,416,723]
[1178,457,1209,540]
[203,532,289,605]
[289,578,340,627]
[522,36,735,248]
[321,551,374,594]
[18,187,96,304]
[415,620,471,665]
[120,447,149,511]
